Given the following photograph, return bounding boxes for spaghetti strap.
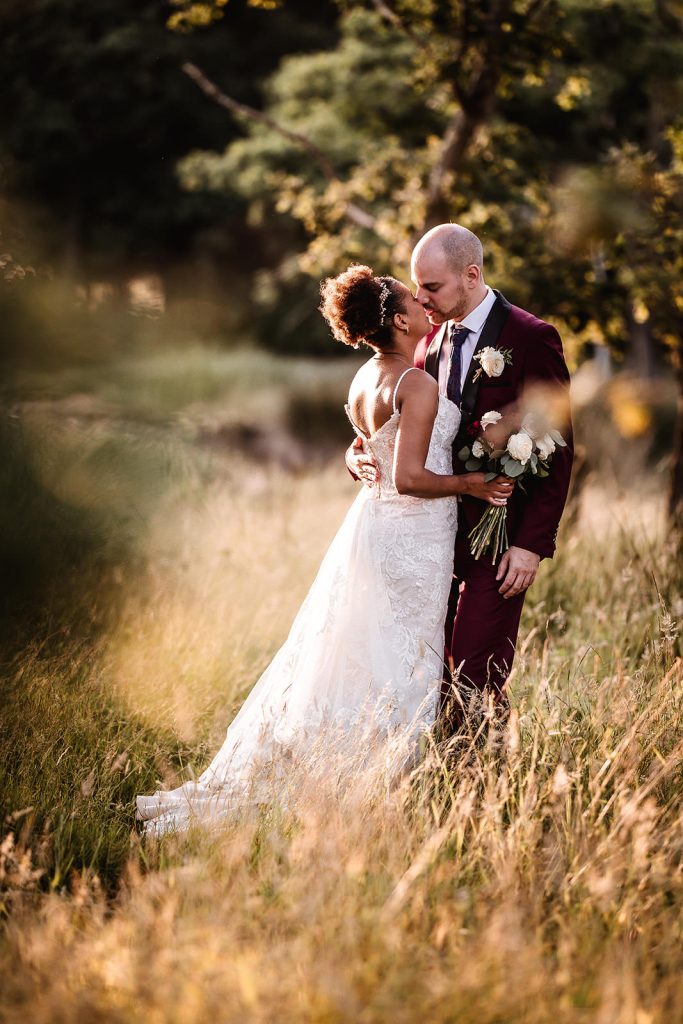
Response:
[392,366,419,414]
[344,403,368,440]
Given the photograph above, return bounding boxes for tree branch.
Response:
[524,0,554,27]
[370,0,421,45]
[182,61,337,181]
[655,0,683,34]
[181,62,376,231]
[424,105,484,228]
[427,0,553,228]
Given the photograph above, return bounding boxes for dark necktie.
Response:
[446,324,471,406]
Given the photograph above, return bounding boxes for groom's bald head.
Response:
[411,223,486,325]
[412,223,484,274]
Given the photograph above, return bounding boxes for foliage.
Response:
[184,2,682,352]
[168,0,283,33]
[0,0,336,278]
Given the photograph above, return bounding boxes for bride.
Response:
[136,265,511,835]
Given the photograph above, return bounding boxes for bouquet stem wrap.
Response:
[468,505,509,563]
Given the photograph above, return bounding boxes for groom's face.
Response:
[411,249,470,325]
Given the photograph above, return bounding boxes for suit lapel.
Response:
[458,290,512,431]
[424,323,448,381]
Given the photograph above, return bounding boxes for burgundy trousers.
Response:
[439,534,526,728]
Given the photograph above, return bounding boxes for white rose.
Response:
[536,433,556,461]
[472,439,486,458]
[480,410,502,431]
[507,431,533,465]
[478,347,506,377]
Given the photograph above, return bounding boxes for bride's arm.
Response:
[393,373,513,505]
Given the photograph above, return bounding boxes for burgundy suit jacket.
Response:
[415,291,573,560]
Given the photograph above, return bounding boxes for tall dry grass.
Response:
[1,448,682,1021]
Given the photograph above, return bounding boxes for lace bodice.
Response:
[345,388,461,503]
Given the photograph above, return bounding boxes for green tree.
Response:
[179,0,683,518]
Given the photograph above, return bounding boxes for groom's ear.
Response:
[465,264,482,288]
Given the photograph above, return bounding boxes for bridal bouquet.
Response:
[457,410,568,562]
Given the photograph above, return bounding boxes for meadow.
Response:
[0,350,681,1023]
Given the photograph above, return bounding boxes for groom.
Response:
[347,224,573,728]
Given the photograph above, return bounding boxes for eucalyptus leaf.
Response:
[484,471,498,482]
[465,458,483,471]
[458,446,471,461]
[504,459,525,478]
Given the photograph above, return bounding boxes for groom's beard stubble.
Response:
[424,285,469,326]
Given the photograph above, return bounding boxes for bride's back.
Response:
[346,358,407,439]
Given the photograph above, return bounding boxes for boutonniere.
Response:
[472,346,513,382]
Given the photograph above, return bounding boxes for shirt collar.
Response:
[453,285,495,335]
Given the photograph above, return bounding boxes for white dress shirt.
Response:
[437,286,497,397]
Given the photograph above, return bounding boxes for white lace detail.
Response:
[137,395,461,836]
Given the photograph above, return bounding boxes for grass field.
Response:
[1,352,681,1023]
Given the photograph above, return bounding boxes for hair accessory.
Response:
[378,281,391,325]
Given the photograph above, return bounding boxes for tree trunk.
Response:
[423,107,483,229]
[421,27,504,232]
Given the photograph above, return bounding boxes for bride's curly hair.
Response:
[319,264,405,350]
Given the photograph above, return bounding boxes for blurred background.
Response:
[1,0,681,630]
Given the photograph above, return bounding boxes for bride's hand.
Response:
[346,437,380,486]
[463,472,514,506]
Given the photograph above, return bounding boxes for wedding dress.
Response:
[136,370,460,835]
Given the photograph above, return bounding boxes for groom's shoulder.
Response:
[506,301,556,337]
[501,300,563,352]
[500,300,569,382]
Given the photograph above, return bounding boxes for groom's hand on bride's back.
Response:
[346,437,380,486]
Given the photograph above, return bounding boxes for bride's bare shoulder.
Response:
[399,368,438,399]
[403,367,437,390]
[351,354,381,381]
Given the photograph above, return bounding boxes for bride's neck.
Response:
[374,334,415,365]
